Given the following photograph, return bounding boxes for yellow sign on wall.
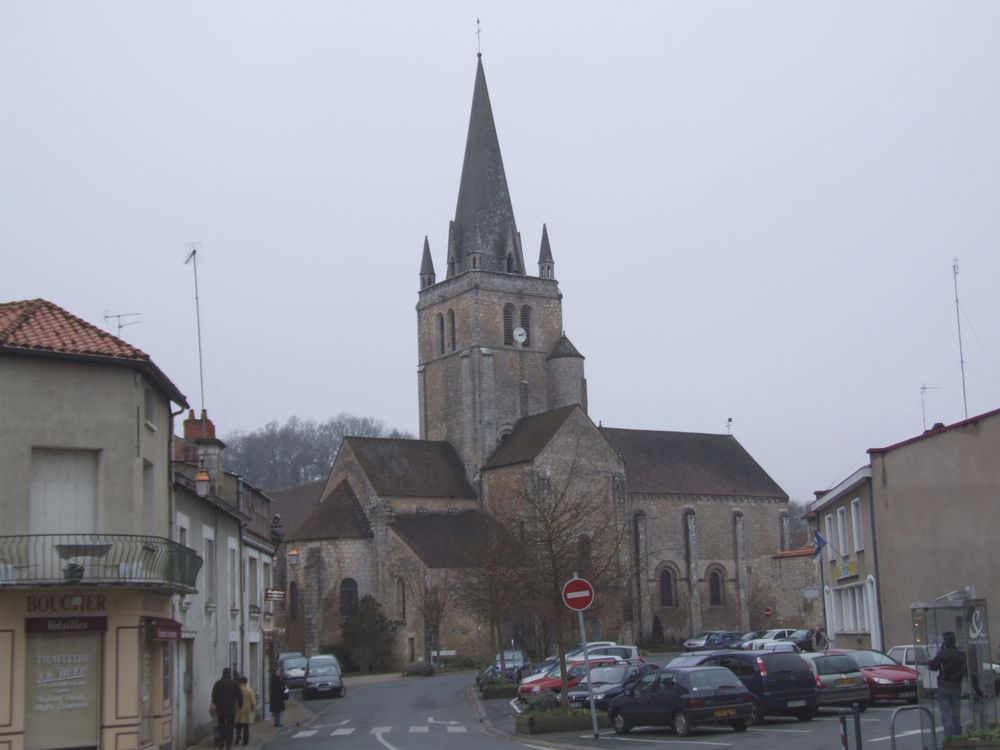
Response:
[835,561,857,581]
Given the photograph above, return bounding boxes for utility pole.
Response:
[953,259,968,419]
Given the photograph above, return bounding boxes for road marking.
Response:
[428,716,460,725]
[869,727,940,743]
[814,716,881,722]
[330,728,355,736]
[372,727,400,750]
[599,734,733,746]
[745,726,812,733]
[509,697,523,714]
[409,726,429,733]
[446,725,467,733]
[292,730,317,738]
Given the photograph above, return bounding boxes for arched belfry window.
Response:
[708,568,725,607]
[503,304,515,345]
[340,578,358,618]
[447,309,456,351]
[436,313,445,355]
[659,568,675,607]
[519,306,532,347]
[506,254,514,272]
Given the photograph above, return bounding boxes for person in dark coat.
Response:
[210,667,244,749]
[929,631,968,738]
[269,668,286,728]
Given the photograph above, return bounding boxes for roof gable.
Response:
[345,437,475,498]
[484,405,580,469]
[267,478,327,540]
[600,427,786,498]
[286,480,372,541]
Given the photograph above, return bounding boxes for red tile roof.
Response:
[0,298,150,360]
[773,544,816,559]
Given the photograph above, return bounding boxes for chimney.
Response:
[182,409,226,494]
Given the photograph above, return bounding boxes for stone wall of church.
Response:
[636,493,790,644]
[767,553,823,632]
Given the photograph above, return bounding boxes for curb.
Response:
[466,685,604,750]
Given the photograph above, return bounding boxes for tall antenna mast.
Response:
[953,258,968,419]
[184,242,207,415]
[920,383,941,431]
[104,310,141,337]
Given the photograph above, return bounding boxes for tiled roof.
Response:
[0,298,150,359]
[345,438,475,498]
[547,335,584,361]
[267,478,327,541]
[0,298,187,405]
[286,480,373,542]
[600,427,787,498]
[483,405,579,469]
[773,545,816,559]
[391,511,495,568]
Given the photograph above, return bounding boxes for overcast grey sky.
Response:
[4,2,999,504]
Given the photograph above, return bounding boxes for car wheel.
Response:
[731,718,748,732]
[857,701,868,713]
[612,711,632,735]
[750,698,764,725]
[338,687,345,698]
[795,709,814,721]
[673,710,691,737]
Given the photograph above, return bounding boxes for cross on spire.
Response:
[476,18,482,56]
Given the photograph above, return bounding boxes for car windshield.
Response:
[583,666,629,685]
[814,656,860,675]
[849,651,898,668]
[667,654,705,667]
[742,630,766,640]
[309,665,340,676]
[283,657,307,669]
[788,629,812,639]
[686,668,742,690]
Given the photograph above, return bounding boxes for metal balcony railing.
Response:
[0,534,202,594]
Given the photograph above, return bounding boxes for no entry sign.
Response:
[562,577,595,611]
[764,607,773,619]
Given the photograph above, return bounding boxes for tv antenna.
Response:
[920,383,941,431]
[726,417,733,434]
[104,311,140,337]
[952,259,968,419]
[184,242,207,414]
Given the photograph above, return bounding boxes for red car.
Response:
[827,649,918,703]
[518,657,622,701]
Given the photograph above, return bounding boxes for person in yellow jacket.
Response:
[235,675,256,746]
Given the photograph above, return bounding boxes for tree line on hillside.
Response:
[222,414,413,490]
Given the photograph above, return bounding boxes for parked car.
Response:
[800,652,871,710]
[733,630,768,649]
[781,629,820,652]
[566,662,660,711]
[303,656,344,699]
[307,653,342,672]
[693,650,819,723]
[281,655,308,689]
[517,657,622,701]
[683,631,744,651]
[586,644,643,662]
[608,666,754,736]
[758,641,801,653]
[524,641,620,679]
[742,629,798,650]
[275,650,303,668]
[885,644,1000,696]
[826,649,918,703]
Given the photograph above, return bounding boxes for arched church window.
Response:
[506,254,514,272]
[396,578,406,621]
[340,578,358,618]
[503,304,515,345]
[447,309,456,351]
[519,306,532,347]
[436,313,445,355]
[708,568,725,607]
[659,568,675,607]
[289,581,298,622]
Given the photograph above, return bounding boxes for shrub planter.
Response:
[480,685,519,700]
[515,713,610,734]
[945,740,1000,750]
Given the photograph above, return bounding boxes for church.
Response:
[275,55,792,665]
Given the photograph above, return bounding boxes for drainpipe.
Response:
[867,479,886,650]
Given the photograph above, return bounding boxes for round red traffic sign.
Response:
[763,607,773,618]
[562,578,595,611]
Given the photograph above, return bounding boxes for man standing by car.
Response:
[210,668,243,749]
[930,632,967,738]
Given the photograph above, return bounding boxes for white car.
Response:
[887,644,1000,693]
[742,628,797,650]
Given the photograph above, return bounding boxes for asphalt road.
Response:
[264,671,948,750]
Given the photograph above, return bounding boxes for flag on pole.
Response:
[813,530,828,559]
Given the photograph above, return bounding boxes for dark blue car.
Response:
[565,662,659,711]
[608,666,753,736]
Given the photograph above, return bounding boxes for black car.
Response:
[780,629,819,652]
[608,666,753,736]
[691,650,819,723]
[303,658,345,699]
[566,662,660,711]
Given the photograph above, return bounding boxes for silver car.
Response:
[801,653,871,710]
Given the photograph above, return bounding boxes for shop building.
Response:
[0,299,200,750]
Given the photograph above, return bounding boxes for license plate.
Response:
[787,700,806,707]
[900,691,916,698]
[570,702,583,708]
[713,708,737,717]
[836,678,854,686]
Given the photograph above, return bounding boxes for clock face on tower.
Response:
[513,326,527,344]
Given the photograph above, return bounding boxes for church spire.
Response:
[419,236,436,289]
[538,223,554,279]
[450,56,525,278]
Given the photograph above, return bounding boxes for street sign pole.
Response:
[569,573,599,739]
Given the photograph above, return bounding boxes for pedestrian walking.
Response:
[812,626,828,652]
[235,675,256,746]
[270,668,286,728]
[210,668,244,750]
[929,632,968,738]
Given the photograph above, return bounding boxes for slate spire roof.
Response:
[450,56,524,277]
[538,223,554,264]
[420,236,435,276]
[0,298,187,405]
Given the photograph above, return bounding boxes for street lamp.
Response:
[194,470,211,498]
